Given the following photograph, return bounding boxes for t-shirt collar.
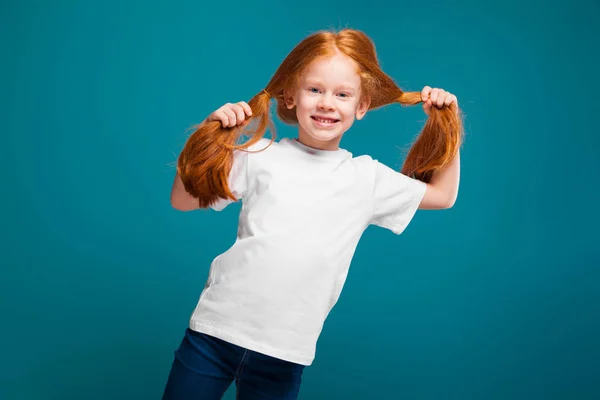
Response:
[283,137,351,161]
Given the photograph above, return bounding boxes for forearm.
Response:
[429,150,460,207]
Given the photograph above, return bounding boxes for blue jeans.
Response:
[162,328,306,400]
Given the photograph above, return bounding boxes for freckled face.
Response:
[286,53,370,150]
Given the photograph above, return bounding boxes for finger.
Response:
[221,108,237,127]
[444,93,455,107]
[436,91,446,108]
[429,88,439,105]
[434,90,447,108]
[424,100,435,117]
[238,101,253,117]
[421,86,432,102]
[212,110,229,127]
[229,104,245,125]
[430,89,443,107]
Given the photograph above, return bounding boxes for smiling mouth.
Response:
[312,116,339,123]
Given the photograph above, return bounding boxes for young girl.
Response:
[164,28,463,400]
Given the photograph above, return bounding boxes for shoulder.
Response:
[232,137,276,159]
[351,154,376,165]
[347,154,380,175]
[231,137,279,173]
[352,155,412,180]
[237,137,278,157]
[352,155,423,192]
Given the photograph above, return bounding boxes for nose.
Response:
[317,94,335,111]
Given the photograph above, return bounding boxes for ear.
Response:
[355,94,371,120]
[284,89,296,109]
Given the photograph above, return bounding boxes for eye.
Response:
[308,87,320,93]
[338,93,350,98]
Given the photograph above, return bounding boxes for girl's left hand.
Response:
[421,86,458,116]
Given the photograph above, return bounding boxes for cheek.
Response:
[296,100,315,119]
[293,100,308,120]
[297,96,314,110]
[341,104,357,120]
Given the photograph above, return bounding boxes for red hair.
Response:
[178,28,464,208]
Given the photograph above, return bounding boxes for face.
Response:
[285,52,370,151]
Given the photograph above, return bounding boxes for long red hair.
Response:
[178,28,464,208]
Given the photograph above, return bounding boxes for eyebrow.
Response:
[304,80,357,92]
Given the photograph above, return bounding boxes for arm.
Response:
[418,150,460,210]
[170,171,200,211]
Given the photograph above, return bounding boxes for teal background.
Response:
[2,0,599,398]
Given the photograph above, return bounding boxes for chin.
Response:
[305,124,343,139]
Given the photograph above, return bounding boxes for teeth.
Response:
[315,117,336,123]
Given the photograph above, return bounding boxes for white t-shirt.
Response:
[189,137,427,366]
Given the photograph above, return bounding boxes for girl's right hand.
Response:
[204,101,253,128]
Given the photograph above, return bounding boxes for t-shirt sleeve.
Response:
[209,149,249,212]
[369,159,427,235]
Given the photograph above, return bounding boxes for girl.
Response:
[164,28,463,400]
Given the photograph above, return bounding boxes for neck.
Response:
[296,131,342,151]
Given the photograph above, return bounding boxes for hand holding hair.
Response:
[204,101,254,128]
[421,86,458,116]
